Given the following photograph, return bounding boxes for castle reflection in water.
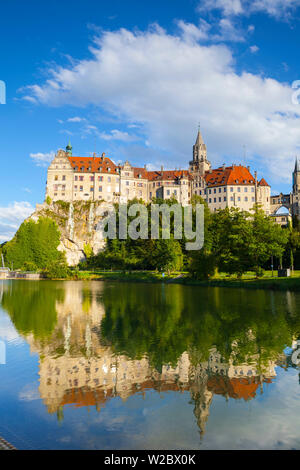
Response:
[1,280,296,437]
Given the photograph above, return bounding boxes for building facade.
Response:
[46,132,271,214]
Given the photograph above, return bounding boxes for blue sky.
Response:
[1,0,300,241]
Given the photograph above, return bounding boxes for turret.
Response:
[66,140,73,156]
[189,128,211,176]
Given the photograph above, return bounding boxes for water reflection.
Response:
[1,280,300,441]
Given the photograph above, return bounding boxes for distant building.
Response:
[45,132,271,214]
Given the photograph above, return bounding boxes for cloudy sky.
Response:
[1,0,300,241]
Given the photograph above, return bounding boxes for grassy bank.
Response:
[72,269,300,291]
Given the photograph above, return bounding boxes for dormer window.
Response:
[81,166,84,171]
[108,167,111,172]
[235,179,239,183]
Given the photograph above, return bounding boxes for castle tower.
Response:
[292,157,300,217]
[189,129,211,176]
[66,140,73,156]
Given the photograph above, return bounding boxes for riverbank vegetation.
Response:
[81,197,299,280]
[1,197,300,287]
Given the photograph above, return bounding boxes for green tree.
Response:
[248,208,289,276]
[3,217,64,270]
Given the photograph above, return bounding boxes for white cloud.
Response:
[198,0,244,16]
[99,129,138,142]
[67,116,86,123]
[30,151,55,167]
[0,202,34,243]
[250,45,259,53]
[23,26,300,184]
[198,0,300,18]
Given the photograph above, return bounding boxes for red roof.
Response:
[68,156,119,174]
[258,178,269,187]
[67,156,268,188]
[147,170,190,182]
[205,165,255,187]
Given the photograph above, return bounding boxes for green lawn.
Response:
[71,268,300,291]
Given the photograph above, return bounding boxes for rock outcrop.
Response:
[30,200,108,266]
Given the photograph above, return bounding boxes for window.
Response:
[75,176,78,181]
[224,187,227,192]
[214,188,216,194]
[174,190,177,196]
[62,175,66,181]
[214,198,216,203]
[79,176,84,181]
[90,176,94,182]
[219,188,221,193]
[108,177,111,182]
[245,197,248,202]
[99,186,102,192]
[244,187,248,192]
[224,197,226,202]
[167,190,170,196]
[209,189,211,194]
[74,185,77,191]
[90,187,94,192]
[219,197,221,202]
[251,187,255,192]
[126,181,129,186]
[98,176,103,182]
[238,196,241,201]
[237,187,241,192]
[80,186,83,192]
[252,197,255,202]
[230,187,233,192]
[62,185,66,191]
[230,197,234,201]
[55,175,58,181]
[209,198,212,203]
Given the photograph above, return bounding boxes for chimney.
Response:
[222,163,225,171]
[247,166,250,171]
[161,165,164,172]
[102,152,105,158]
[144,164,147,171]
[209,168,212,174]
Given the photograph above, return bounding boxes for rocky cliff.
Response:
[29,200,107,266]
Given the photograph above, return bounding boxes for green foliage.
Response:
[21,261,38,272]
[188,207,289,279]
[46,195,52,205]
[44,259,70,279]
[83,243,94,259]
[55,200,70,212]
[0,281,64,339]
[3,217,63,270]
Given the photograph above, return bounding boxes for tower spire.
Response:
[66,139,73,156]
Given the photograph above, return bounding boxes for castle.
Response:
[45,130,296,223]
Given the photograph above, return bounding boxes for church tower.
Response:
[189,129,211,176]
[293,157,300,193]
[292,157,300,217]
